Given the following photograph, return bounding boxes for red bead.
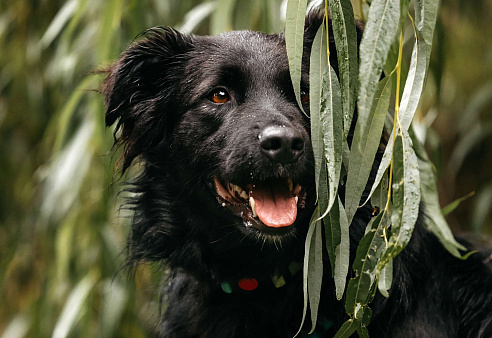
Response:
[238,278,258,291]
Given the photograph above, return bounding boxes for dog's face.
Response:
[169,31,315,237]
[104,17,330,251]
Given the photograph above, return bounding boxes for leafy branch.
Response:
[285,0,465,336]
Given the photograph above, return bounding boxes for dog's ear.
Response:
[304,6,325,44]
[103,27,193,171]
[303,7,364,76]
[303,6,364,49]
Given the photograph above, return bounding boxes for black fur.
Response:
[103,10,492,338]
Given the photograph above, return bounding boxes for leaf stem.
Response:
[385,29,404,212]
[325,0,330,60]
[359,0,366,22]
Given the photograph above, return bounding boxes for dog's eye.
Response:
[210,89,230,104]
[300,90,309,104]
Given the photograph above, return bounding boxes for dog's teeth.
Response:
[240,191,248,200]
[288,178,293,192]
[231,183,245,196]
[249,197,257,218]
[295,196,298,204]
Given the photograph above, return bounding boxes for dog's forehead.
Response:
[185,31,290,92]
[201,31,286,65]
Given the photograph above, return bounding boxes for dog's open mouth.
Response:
[213,177,306,231]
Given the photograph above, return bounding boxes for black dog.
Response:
[103,10,492,338]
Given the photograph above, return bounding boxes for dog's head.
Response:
[103,11,347,257]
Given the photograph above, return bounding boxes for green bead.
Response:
[221,282,233,294]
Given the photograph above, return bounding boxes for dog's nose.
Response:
[259,126,304,164]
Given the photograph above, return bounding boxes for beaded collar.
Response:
[220,261,302,294]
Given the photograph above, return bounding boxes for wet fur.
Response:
[103,10,492,338]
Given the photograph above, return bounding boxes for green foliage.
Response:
[285,0,310,115]
[1,0,491,337]
[286,0,489,336]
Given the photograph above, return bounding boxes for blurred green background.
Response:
[0,0,491,337]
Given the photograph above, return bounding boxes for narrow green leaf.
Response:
[378,257,393,297]
[323,195,349,299]
[442,191,475,216]
[410,127,467,258]
[2,314,30,338]
[211,0,237,35]
[419,157,467,257]
[377,128,420,279]
[322,163,337,271]
[398,0,439,130]
[357,0,400,137]
[345,76,392,224]
[310,21,328,197]
[178,2,216,33]
[40,0,79,48]
[333,318,361,338]
[52,273,97,338]
[345,211,388,315]
[53,76,96,153]
[328,0,358,140]
[471,183,492,232]
[285,0,309,113]
[100,280,128,338]
[391,129,420,250]
[361,127,394,208]
[97,0,124,62]
[362,305,373,326]
[308,219,323,333]
[334,305,371,337]
[370,170,388,214]
[334,196,350,299]
[399,0,412,28]
[357,326,370,338]
[295,209,321,337]
[320,65,344,217]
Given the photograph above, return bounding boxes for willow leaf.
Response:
[399,0,438,130]
[378,129,420,275]
[378,258,393,297]
[345,211,388,316]
[334,196,350,299]
[52,272,97,338]
[357,326,370,338]
[442,191,475,216]
[40,0,78,48]
[320,65,343,217]
[295,209,321,337]
[308,219,323,334]
[211,0,237,35]
[357,0,400,136]
[396,128,420,247]
[345,76,392,224]
[362,128,394,207]
[323,193,349,299]
[409,128,467,258]
[321,162,337,271]
[310,21,328,197]
[286,0,309,113]
[370,169,388,214]
[333,318,361,338]
[362,0,438,206]
[419,159,467,257]
[328,0,358,140]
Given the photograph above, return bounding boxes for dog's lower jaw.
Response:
[212,177,309,235]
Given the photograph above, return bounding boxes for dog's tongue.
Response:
[251,181,297,228]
